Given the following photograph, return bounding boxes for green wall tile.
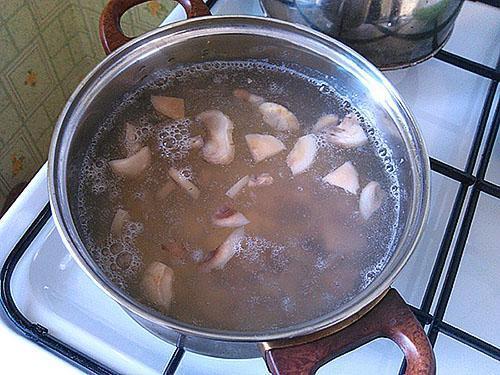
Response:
[0,0,25,23]
[3,41,56,117]
[0,25,19,71]
[0,82,9,111]
[43,85,66,122]
[29,0,63,27]
[0,128,42,189]
[0,105,22,146]
[7,6,37,51]
[52,45,74,81]
[41,17,66,57]
[25,104,51,142]
[60,5,79,39]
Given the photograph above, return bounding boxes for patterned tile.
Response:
[0,25,19,72]
[60,4,81,39]
[38,126,54,158]
[2,39,56,118]
[69,33,92,64]
[0,0,25,23]
[25,104,51,144]
[6,6,38,51]
[134,1,174,30]
[43,85,66,122]
[0,127,42,191]
[0,82,9,111]
[0,105,22,147]
[52,45,75,81]
[41,16,66,57]
[29,0,64,28]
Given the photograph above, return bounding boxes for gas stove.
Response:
[0,1,499,374]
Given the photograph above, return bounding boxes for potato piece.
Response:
[259,102,300,132]
[245,134,286,163]
[322,161,360,195]
[140,261,174,310]
[151,96,185,119]
[110,208,130,237]
[226,175,250,199]
[359,181,384,220]
[212,205,250,227]
[168,167,200,199]
[200,227,245,272]
[326,114,367,148]
[196,110,235,165]
[286,134,318,175]
[233,88,265,105]
[109,146,151,179]
[313,114,339,133]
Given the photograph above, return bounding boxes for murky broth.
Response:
[78,61,400,332]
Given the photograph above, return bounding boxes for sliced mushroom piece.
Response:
[212,205,250,227]
[259,102,300,132]
[233,88,265,106]
[140,261,174,310]
[359,181,384,220]
[200,227,245,272]
[196,110,235,165]
[156,180,176,200]
[151,95,185,119]
[124,122,141,156]
[226,175,250,199]
[248,173,274,187]
[109,146,151,179]
[168,167,200,199]
[313,114,339,133]
[326,114,368,148]
[245,134,286,163]
[110,208,130,237]
[188,135,204,150]
[322,161,360,195]
[286,134,318,175]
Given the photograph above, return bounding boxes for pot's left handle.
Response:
[99,0,211,55]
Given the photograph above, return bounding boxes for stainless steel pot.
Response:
[260,0,465,69]
[49,0,433,373]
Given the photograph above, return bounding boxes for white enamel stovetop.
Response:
[0,1,499,374]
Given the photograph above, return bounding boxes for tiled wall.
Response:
[0,0,175,208]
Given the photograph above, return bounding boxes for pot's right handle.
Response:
[264,289,435,375]
[99,0,211,55]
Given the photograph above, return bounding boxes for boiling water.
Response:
[77,61,400,332]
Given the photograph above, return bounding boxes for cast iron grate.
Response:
[1,1,499,374]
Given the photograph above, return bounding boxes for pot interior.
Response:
[50,16,429,341]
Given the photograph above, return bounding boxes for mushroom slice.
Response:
[200,227,245,272]
[313,114,339,133]
[326,114,368,148]
[196,110,235,165]
[245,134,286,163]
[359,181,384,220]
[259,102,300,132]
[156,180,176,200]
[248,173,273,188]
[109,146,151,179]
[322,161,360,195]
[212,205,250,227]
[168,167,200,199]
[233,88,265,106]
[151,95,185,119]
[110,208,130,237]
[189,135,204,150]
[124,122,141,156]
[286,134,318,175]
[140,261,174,310]
[226,175,250,199]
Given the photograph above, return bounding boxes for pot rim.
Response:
[48,15,430,343]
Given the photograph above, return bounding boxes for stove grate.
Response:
[1,0,499,373]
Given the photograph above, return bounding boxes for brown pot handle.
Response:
[264,289,435,375]
[99,0,211,54]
